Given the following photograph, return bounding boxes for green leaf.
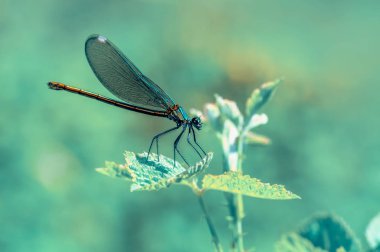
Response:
[215,94,243,128]
[201,171,300,200]
[96,161,132,180]
[366,213,380,250]
[181,153,214,179]
[128,151,213,191]
[124,151,185,191]
[204,103,223,133]
[245,79,281,118]
[275,233,327,252]
[97,152,213,192]
[221,119,239,171]
[298,213,361,252]
[244,131,271,146]
[244,113,268,132]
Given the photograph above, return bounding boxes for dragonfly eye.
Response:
[192,117,202,130]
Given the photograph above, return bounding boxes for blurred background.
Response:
[1,0,379,251]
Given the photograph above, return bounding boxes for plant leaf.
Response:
[204,103,223,133]
[126,151,213,192]
[97,152,213,192]
[366,212,380,249]
[181,153,214,179]
[245,113,268,132]
[298,213,361,252]
[124,151,185,191]
[245,79,281,118]
[96,161,132,180]
[221,119,239,171]
[215,94,243,128]
[202,171,300,200]
[244,131,271,146]
[275,233,327,252]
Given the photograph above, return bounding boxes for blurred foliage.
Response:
[298,214,361,252]
[276,213,362,252]
[366,213,380,251]
[1,0,380,251]
[276,233,327,252]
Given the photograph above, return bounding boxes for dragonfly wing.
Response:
[85,35,175,111]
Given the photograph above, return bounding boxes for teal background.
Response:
[1,0,379,251]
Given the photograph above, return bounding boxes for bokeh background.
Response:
[1,0,379,251]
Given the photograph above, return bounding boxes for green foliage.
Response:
[202,171,300,200]
[97,151,213,192]
[215,94,244,129]
[204,80,275,173]
[184,153,214,179]
[244,131,271,146]
[369,246,380,252]
[277,213,362,252]
[298,214,361,252]
[245,79,281,119]
[204,103,223,134]
[276,233,327,252]
[97,79,299,252]
[366,213,380,251]
[97,152,299,200]
[96,161,132,179]
[207,80,277,136]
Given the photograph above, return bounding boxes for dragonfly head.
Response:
[191,117,202,130]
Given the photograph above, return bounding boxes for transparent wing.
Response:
[85,35,176,111]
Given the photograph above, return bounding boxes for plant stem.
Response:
[234,134,246,251]
[235,194,245,251]
[222,133,246,252]
[198,195,223,252]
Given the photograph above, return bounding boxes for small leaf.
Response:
[246,79,281,118]
[97,152,213,192]
[202,171,300,200]
[215,94,243,128]
[125,151,213,192]
[124,151,185,191]
[96,161,132,180]
[221,120,239,171]
[244,131,271,146]
[366,212,380,249]
[275,233,327,252]
[245,113,269,132]
[204,103,223,133]
[298,213,361,252]
[181,153,214,179]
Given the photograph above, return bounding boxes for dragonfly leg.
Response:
[156,136,159,161]
[192,127,206,155]
[147,125,180,162]
[186,126,203,158]
[173,125,189,167]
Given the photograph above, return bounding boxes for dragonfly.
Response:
[48,34,206,167]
